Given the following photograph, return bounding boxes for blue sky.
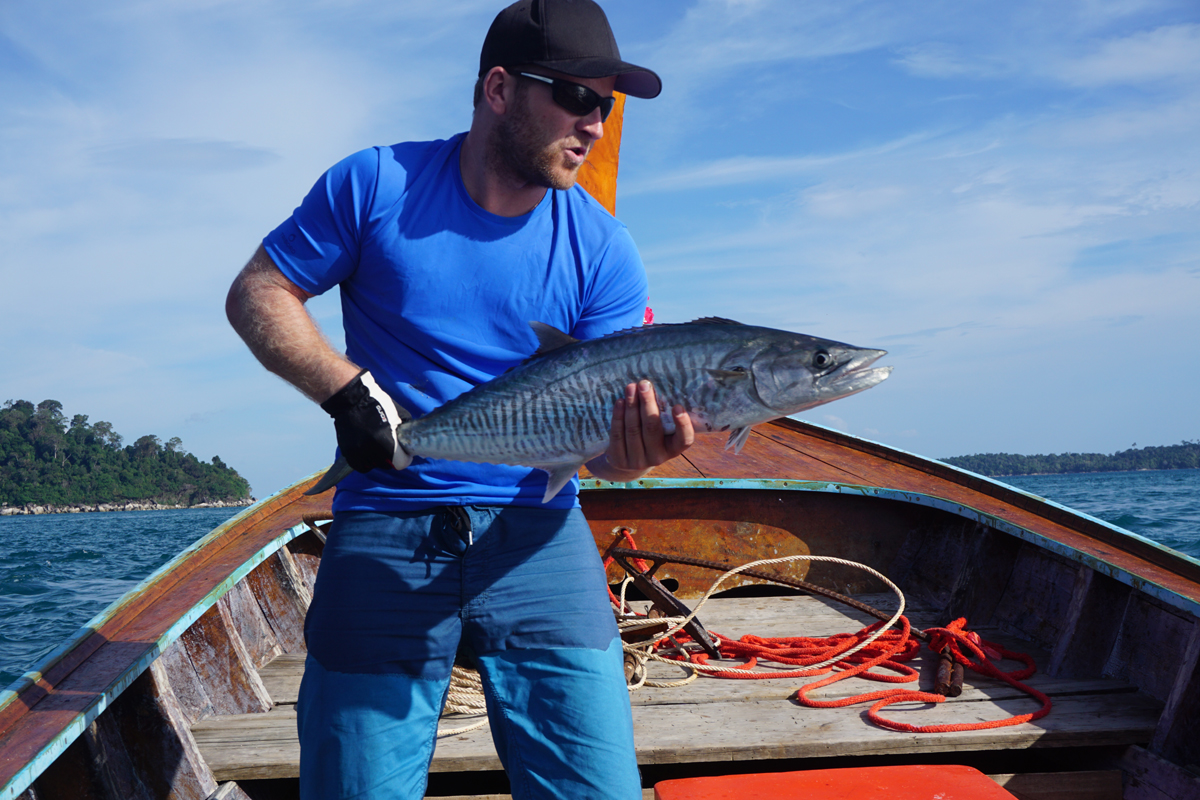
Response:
[3,0,1198,498]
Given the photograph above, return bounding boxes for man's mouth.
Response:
[564,143,589,166]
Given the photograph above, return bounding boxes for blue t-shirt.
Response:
[263,134,648,511]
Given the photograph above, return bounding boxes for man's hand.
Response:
[321,370,412,472]
[586,380,694,482]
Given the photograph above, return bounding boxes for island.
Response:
[0,399,253,515]
[940,440,1200,477]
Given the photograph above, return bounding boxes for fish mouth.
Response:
[823,348,891,398]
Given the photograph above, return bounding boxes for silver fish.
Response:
[307,318,891,502]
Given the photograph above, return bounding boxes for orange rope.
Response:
[606,531,1051,731]
[659,617,1050,731]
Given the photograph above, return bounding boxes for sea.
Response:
[2,469,1198,690]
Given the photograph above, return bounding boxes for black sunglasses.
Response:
[515,72,616,122]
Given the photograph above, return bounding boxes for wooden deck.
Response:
[191,594,1162,784]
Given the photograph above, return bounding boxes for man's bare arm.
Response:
[225,245,360,403]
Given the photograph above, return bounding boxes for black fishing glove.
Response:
[320,370,411,472]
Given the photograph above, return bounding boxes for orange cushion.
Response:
[654,764,1018,799]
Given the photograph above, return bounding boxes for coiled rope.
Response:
[437,666,489,737]
[610,530,1051,732]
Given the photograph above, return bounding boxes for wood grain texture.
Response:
[179,598,272,717]
[284,530,325,600]
[193,597,1162,782]
[991,545,1079,652]
[1104,594,1196,703]
[1046,568,1131,679]
[987,770,1122,800]
[1118,745,1200,800]
[1149,621,1200,767]
[245,548,311,655]
[222,580,283,671]
[0,481,332,791]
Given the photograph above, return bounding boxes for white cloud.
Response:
[1054,23,1200,85]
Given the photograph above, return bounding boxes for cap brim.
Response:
[530,57,662,99]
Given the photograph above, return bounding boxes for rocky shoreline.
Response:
[0,498,256,516]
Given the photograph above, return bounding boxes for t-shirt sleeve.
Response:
[572,225,649,341]
[262,148,381,296]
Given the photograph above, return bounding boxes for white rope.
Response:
[436,552,908,731]
[616,554,906,686]
[436,665,489,737]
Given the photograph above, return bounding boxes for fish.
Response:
[306,318,891,502]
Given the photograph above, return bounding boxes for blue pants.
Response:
[296,506,641,799]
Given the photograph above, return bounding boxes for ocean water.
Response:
[1002,469,1200,559]
[1,470,1197,690]
[0,507,241,689]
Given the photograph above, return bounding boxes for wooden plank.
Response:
[285,529,325,599]
[257,594,1144,708]
[178,597,272,716]
[987,770,1122,800]
[192,689,1161,780]
[991,545,1079,652]
[0,483,332,793]
[258,654,306,706]
[245,548,311,655]
[1118,745,1200,800]
[256,650,1137,711]
[1105,594,1196,703]
[27,735,105,799]
[204,781,253,800]
[1046,568,1131,679]
[222,580,283,671]
[197,598,1161,782]
[1150,619,1200,766]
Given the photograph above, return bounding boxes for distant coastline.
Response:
[940,440,1199,478]
[1,498,256,517]
[1,399,253,511]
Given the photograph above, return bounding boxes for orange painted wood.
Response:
[654,765,1018,800]
[589,418,1200,610]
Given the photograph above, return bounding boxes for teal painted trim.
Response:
[0,470,332,800]
[580,477,1200,618]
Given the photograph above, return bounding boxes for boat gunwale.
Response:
[580,476,1200,619]
[4,420,1198,798]
[764,418,1200,586]
[0,472,332,800]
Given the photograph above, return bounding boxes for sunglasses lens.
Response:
[552,81,615,122]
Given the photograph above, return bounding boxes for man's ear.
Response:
[482,66,516,116]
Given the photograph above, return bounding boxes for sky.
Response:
[3,0,1198,498]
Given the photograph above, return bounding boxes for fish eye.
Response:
[813,351,833,369]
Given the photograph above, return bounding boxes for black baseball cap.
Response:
[479,0,662,99]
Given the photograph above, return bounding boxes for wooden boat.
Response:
[2,417,1199,800]
[5,103,1199,800]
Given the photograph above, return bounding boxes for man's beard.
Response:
[488,88,581,191]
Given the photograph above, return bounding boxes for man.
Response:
[225,1,693,798]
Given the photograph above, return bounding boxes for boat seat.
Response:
[654,764,1018,799]
[190,596,1161,785]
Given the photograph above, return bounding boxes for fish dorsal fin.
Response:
[529,321,579,355]
[685,316,743,326]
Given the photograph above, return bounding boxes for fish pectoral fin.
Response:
[529,321,579,355]
[538,462,584,503]
[706,368,751,386]
[725,426,753,454]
